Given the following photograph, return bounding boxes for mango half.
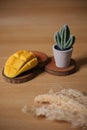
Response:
[4,50,38,78]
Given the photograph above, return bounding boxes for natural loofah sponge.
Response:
[33,88,87,129]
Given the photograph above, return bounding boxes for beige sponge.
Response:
[33,88,87,129]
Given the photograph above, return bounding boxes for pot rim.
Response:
[52,44,73,52]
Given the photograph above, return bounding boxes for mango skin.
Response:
[4,50,38,78]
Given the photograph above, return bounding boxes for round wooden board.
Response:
[2,51,49,84]
[45,57,76,76]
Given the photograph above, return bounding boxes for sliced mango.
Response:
[4,50,38,78]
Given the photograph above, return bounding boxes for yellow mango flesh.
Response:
[4,50,38,78]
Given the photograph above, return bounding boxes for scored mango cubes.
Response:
[4,50,38,78]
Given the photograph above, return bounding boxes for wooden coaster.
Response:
[45,57,76,76]
[2,51,49,84]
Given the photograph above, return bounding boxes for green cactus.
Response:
[54,24,75,50]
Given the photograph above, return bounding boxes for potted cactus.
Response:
[52,24,75,68]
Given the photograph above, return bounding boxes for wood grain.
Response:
[0,0,87,130]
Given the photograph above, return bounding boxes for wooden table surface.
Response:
[0,0,87,130]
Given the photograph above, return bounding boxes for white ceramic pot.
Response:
[52,44,73,68]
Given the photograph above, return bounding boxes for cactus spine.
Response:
[54,24,75,51]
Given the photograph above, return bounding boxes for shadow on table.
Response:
[76,56,87,71]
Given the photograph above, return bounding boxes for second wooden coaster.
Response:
[45,57,76,76]
[2,51,49,84]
